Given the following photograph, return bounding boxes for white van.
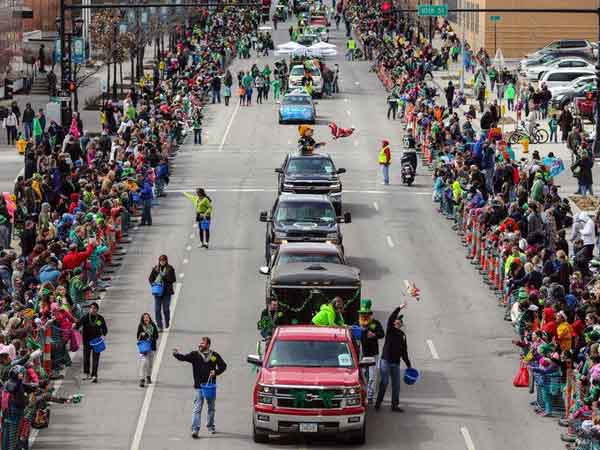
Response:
[538,68,596,89]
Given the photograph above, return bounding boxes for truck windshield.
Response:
[278,253,342,264]
[275,201,336,223]
[267,340,354,368]
[286,158,334,175]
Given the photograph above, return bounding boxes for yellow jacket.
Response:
[184,192,213,216]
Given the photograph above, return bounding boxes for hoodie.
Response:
[38,264,61,285]
[541,307,557,338]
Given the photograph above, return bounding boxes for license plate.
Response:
[299,423,318,433]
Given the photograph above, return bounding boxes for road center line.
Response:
[426,339,440,359]
[130,282,182,450]
[386,235,395,248]
[373,201,379,211]
[460,427,476,450]
[218,101,240,152]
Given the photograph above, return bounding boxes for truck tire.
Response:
[253,423,269,443]
[348,425,366,445]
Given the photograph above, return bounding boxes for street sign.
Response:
[417,4,448,17]
[490,15,501,21]
[72,37,85,65]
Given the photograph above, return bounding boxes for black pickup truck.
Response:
[276,153,346,215]
[259,193,351,264]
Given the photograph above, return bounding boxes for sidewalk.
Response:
[426,38,597,197]
[1,44,158,137]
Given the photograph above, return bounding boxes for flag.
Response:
[543,156,565,178]
[329,122,355,139]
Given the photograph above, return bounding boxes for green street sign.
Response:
[490,15,501,21]
[417,4,448,17]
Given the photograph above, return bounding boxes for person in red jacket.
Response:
[541,306,557,339]
[63,239,96,270]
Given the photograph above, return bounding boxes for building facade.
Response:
[444,0,597,58]
[0,0,24,80]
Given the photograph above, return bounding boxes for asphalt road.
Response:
[32,18,561,450]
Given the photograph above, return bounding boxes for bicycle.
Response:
[507,121,549,145]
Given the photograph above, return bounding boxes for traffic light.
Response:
[3,79,13,100]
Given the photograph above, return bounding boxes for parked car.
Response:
[525,57,594,80]
[309,25,329,42]
[259,193,351,263]
[550,76,596,108]
[537,68,596,89]
[276,153,345,214]
[533,39,594,58]
[519,53,559,74]
[248,325,373,444]
[278,90,316,124]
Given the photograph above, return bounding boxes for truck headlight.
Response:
[273,232,287,244]
[257,384,273,405]
[344,385,361,406]
[330,183,341,192]
[282,183,294,189]
[325,233,339,244]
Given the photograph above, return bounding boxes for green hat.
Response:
[358,299,373,315]
[518,288,529,301]
[539,343,553,356]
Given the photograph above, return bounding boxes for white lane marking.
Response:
[373,201,379,211]
[182,259,189,264]
[386,235,395,248]
[165,188,431,195]
[344,98,349,102]
[186,245,192,251]
[218,101,240,152]
[179,273,185,279]
[346,110,351,116]
[426,339,440,360]
[130,283,183,450]
[460,427,476,450]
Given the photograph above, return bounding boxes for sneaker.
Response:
[203,243,209,249]
[391,406,405,413]
[208,429,216,435]
[146,376,152,385]
[91,377,98,383]
[140,379,145,388]
[197,243,203,248]
[558,418,569,427]
[192,431,199,439]
[374,402,381,411]
[83,374,92,380]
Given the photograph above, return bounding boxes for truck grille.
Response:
[274,387,345,409]
[285,230,328,239]
[288,186,332,195]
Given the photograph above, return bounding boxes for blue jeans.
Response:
[212,88,221,104]
[381,164,389,184]
[23,122,32,140]
[154,294,171,329]
[192,388,215,432]
[376,359,401,407]
[141,198,152,225]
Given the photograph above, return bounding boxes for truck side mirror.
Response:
[337,168,346,174]
[343,212,352,223]
[259,211,269,222]
[259,266,270,275]
[274,168,283,174]
[247,354,263,367]
[359,356,376,368]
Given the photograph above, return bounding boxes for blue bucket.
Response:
[90,337,106,353]
[137,340,152,354]
[404,368,420,385]
[350,325,362,340]
[200,383,217,400]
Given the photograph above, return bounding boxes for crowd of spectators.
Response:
[0,6,257,449]
[347,0,600,447]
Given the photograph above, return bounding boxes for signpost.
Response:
[417,4,448,17]
[489,15,501,55]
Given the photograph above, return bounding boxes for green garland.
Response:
[271,289,361,313]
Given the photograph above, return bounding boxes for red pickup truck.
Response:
[247,325,374,445]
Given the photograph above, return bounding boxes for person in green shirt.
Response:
[312,297,345,327]
[505,82,516,111]
[548,113,558,143]
[530,172,545,203]
[184,188,213,248]
[271,77,281,102]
